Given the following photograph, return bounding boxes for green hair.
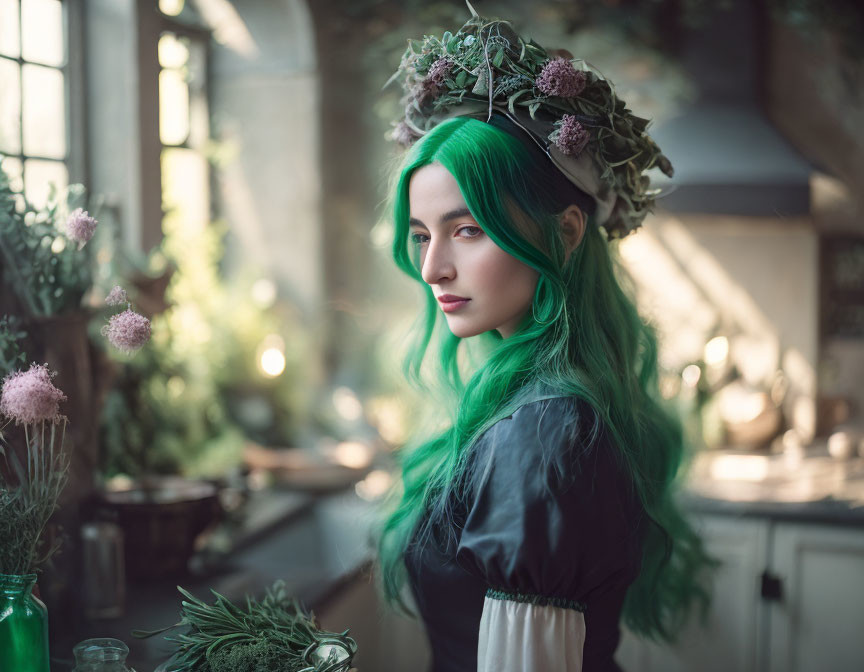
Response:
[372,114,722,644]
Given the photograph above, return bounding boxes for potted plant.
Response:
[0,358,72,671]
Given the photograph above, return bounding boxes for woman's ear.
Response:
[559,205,586,263]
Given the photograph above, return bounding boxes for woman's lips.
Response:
[439,298,470,313]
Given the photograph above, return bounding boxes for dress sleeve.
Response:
[454,396,638,672]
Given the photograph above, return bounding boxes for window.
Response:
[157,10,211,237]
[0,0,68,209]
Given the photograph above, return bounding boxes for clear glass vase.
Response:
[73,637,136,671]
[0,573,50,672]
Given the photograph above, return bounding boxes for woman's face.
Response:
[407,162,539,339]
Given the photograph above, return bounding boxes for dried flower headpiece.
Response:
[384,0,675,240]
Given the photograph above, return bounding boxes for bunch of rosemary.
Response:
[133,581,358,672]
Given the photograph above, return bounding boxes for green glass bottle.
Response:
[0,573,50,672]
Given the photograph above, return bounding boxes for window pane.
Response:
[1,155,25,211]
[1,155,23,191]
[22,63,65,159]
[0,57,21,154]
[23,157,66,209]
[159,68,189,145]
[159,0,184,17]
[21,0,63,67]
[161,147,208,232]
[0,0,20,58]
[158,32,189,69]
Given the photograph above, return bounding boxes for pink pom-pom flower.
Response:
[426,57,455,87]
[101,309,151,354]
[535,57,587,98]
[65,208,98,249]
[550,114,591,157]
[0,363,67,426]
[105,285,129,307]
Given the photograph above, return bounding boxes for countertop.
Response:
[51,486,380,671]
[678,440,864,526]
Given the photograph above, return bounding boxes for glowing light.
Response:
[158,33,189,69]
[259,348,285,377]
[709,454,769,482]
[257,334,286,377]
[718,384,767,424]
[251,278,277,307]
[328,441,373,469]
[704,336,728,366]
[159,0,184,16]
[51,236,65,253]
[355,469,393,501]
[332,386,363,421]
[681,364,701,388]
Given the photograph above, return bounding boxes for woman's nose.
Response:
[420,238,455,285]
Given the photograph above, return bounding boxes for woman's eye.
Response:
[409,225,482,246]
[459,225,482,238]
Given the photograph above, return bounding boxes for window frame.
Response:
[0,0,87,202]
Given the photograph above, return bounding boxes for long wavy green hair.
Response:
[372,113,721,644]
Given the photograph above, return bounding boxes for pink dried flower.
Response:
[65,208,98,249]
[426,57,455,87]
[105,285,128,306]
[535,57,587,98]
[550,114,591,157]
[391,121,419,147]
[411,80,438,106]
[101,309,151,354]
[0,363,67,426]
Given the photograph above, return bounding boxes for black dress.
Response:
[404,395,647,672]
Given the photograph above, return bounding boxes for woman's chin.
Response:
[445,318,484,339]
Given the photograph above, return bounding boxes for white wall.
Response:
[207,0,324,322]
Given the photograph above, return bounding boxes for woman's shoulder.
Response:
[469,394,606,494]
[487,394,601,454]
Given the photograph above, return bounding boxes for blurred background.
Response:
[0,0,862,670]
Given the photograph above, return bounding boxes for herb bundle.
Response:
[384,0,675,240]
[133,581,358,672]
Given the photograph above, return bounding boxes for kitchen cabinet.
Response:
[616,513,864,672]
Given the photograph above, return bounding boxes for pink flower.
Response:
[550,114,591,157]
[535,58,587,98]
[65,208,98,249]
[105,285,128,306]
[101,309,151,354]
[0,363,67,426]
[411,80,438,106]
[426,57,455,87]
[390,121,419,147]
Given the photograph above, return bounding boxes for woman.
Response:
[372,6,721,672]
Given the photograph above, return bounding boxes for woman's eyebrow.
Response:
[409,206,473,229]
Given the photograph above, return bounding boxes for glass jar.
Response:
[0,573,50,672]
[73,637,136,671]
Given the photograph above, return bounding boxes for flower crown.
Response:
[384,1,675,240]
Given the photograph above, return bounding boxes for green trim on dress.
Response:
[485,586,587,612]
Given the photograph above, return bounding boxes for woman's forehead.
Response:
[408,164,473,225]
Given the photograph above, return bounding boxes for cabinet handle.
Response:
[760,570,784,602]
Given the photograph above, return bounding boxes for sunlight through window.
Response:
[0,0,67,210]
